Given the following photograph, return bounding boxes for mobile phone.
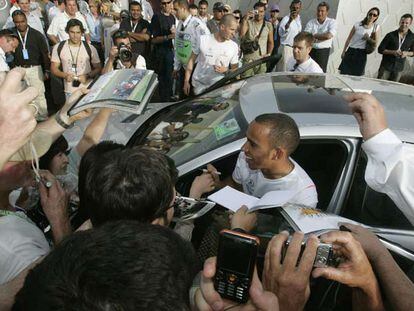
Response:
[214,229,260,303]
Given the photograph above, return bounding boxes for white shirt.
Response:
[363,129,414,225]
[3,12,46,38]
[48,6,62,24]
[304,17,337,49]
[192,34,239,95]
[137,0,154,23]
[0,214,50,285]
[232,152,318,207]
[349,22,380,49]
[278,15,302,46]
[47,11,90,42]
[0,47,9,72]
[287,56,323,73]
[104,55,147,70]
[174,14,210,70]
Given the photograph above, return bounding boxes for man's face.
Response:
[13,15,28,33]
[219,21,237,40]
[213,9,224,21]
[259,0,268,9]
[130,4,142,21]
[199,4,207,17]
[160,0,172,14]
[115,37,131,49]
[270,10,279,20]
[17,0,30,13]
[254,6,265,22]
[68,25,82,44]
[65,0,77,15]
[241,121,274,170]
[399,17,412,32]
[290,2,301,17]
[293,39,311,63]
[49,152,69,176]
[317,6,328,22]
[189,8,197,16]
[88,0,98,14]
[0,161,34,191]
[173,3,187,20]
[0,36,19,53]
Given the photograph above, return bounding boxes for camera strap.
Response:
[256,20,266,56]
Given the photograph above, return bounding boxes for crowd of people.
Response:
[0,0,414,310]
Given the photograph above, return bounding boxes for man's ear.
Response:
[271,147,285,160]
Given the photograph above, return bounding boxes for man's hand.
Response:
[338,223,387,264]
[43,72,50,81]
[78,74,88,84]
[344,93,387,140]
[194,257,279,311]
[172,69,180,79]
[0,68,38,168]
[183,80,191,96]
[190,173,215,199]
[109,46,119,60]
[230,205,257,232]
[214,65,228,74]
[59,88,90,122]
[263,231,317,311]
[206,163,221,187]
[64,72,74,82]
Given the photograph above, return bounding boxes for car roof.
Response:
[239,73,414,143]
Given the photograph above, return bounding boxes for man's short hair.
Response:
[219,13,236,26]
[254,113,300,155]
[129,0,142,11]
[253,1,266,10]
[317,1,329,11]
[199,0,208,6]
[0,29,19,39]
[401,13,413,20]
[294,31,314,47]
[65,18,85,33]
[11,9,26,19]
[13,221,199,311]
[111,29,129,44]
[291,0,302,5]
[64,0,78,7]
[39,135,68,171]
[82,146,178,226]
[174,0,189,9]
[189,3,198,10]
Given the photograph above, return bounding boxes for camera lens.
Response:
[118,43,133,62]
[72,80,81,87]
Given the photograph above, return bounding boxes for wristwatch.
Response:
[55,111,74,129]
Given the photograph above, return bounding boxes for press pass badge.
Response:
[71,64,77,73]
[22,49,29,60]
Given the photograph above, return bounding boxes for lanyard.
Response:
[17,29,28,49]
[180,16,192,32]
[398,33,407,51]
[131,20,138,32]
[68,43,81,74]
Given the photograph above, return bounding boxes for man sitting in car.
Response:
[207,113,318,207]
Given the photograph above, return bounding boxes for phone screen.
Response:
[218,235,256,274]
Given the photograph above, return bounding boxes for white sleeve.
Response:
[2,17,14,29]
[304,20,313,33]
[328,19,337,37]
[278,16,290,39]
[230,44,239,65]
[79,15,90,34]
[232,152,247,185]
[47,15,59,36]
[362,129,414,224]
[135,55,147,69]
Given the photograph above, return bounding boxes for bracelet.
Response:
[55,111,74,129]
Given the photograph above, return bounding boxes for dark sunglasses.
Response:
[234,16,240,19]
[271,10,280,13]
[369,12,378,17]
[161,0,171,5]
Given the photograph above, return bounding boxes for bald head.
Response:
[219,13,237,26]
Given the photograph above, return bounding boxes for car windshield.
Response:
[141,81,248,166]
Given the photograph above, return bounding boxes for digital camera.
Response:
[117,43,133,62]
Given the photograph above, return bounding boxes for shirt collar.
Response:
[0,47,5,59]
[183,14,192,27]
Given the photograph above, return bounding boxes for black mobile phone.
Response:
[214,229,260,304]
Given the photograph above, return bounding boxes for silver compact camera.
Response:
[282,238,339,268]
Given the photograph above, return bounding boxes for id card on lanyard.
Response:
[17,30,29,60]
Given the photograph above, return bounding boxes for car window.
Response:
[343,151,414,230]
[138,85,249,167]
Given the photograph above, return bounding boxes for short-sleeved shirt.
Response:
[243,19,273,60]
[0,47,10,72]
[3,12,46,38]
[304,17,337,49]
[174,15,210,70]
[278,15,302,46]
[232,152,318,207]
[47,11,90,42]
[349,22,380,50]
[51,41,100,93]
[287,56,323,73]
[85,13,102,43]
[119,17,150,57]
[150,12,176,50]
[0,214,50,285]
[192,34,239,95]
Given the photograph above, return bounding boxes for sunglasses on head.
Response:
[161,0,171,5]
[271,10,279,13]
[369,12,378,17]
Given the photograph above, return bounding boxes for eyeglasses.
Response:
[161,0,171,5]
[271,10,279,13]
[369,13,378,17]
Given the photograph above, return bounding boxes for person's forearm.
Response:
[129,32,150,42]
[371,249,414,311]
[352,285,384,311]
[51,66,67,79]
[152,34,172,44]
[85,33,91,43]
[240,20,249,38]
[314,32,333,41]
[267,41,274,55]
[88,65,102,79]
[101,59,114,74]
[49,217,72,245]
[381,49,398,55]
[48,34,59,45]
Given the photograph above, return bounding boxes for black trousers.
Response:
[310,48,330,73]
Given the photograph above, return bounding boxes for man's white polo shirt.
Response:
[47,11,90,41]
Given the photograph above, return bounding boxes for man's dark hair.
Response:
[253,1,266,10]
[254,113,300,155]
[291,0,302,5]
[189,3,198,10]
[39,135,68,171]
[317,1,329,11]
[129,0,142,11]
[401,13,413,20]
[11,9,26,19]
[81,146,178,226]
[174,0,189,10]
[111,29,129,44]
[198,0,208,6]
[294,31,314,47]
[13,221,199,311]
[65,18,85,33]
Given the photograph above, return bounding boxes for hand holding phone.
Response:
[214,229,259,303]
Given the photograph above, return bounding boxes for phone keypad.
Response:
[215,272,249,303]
